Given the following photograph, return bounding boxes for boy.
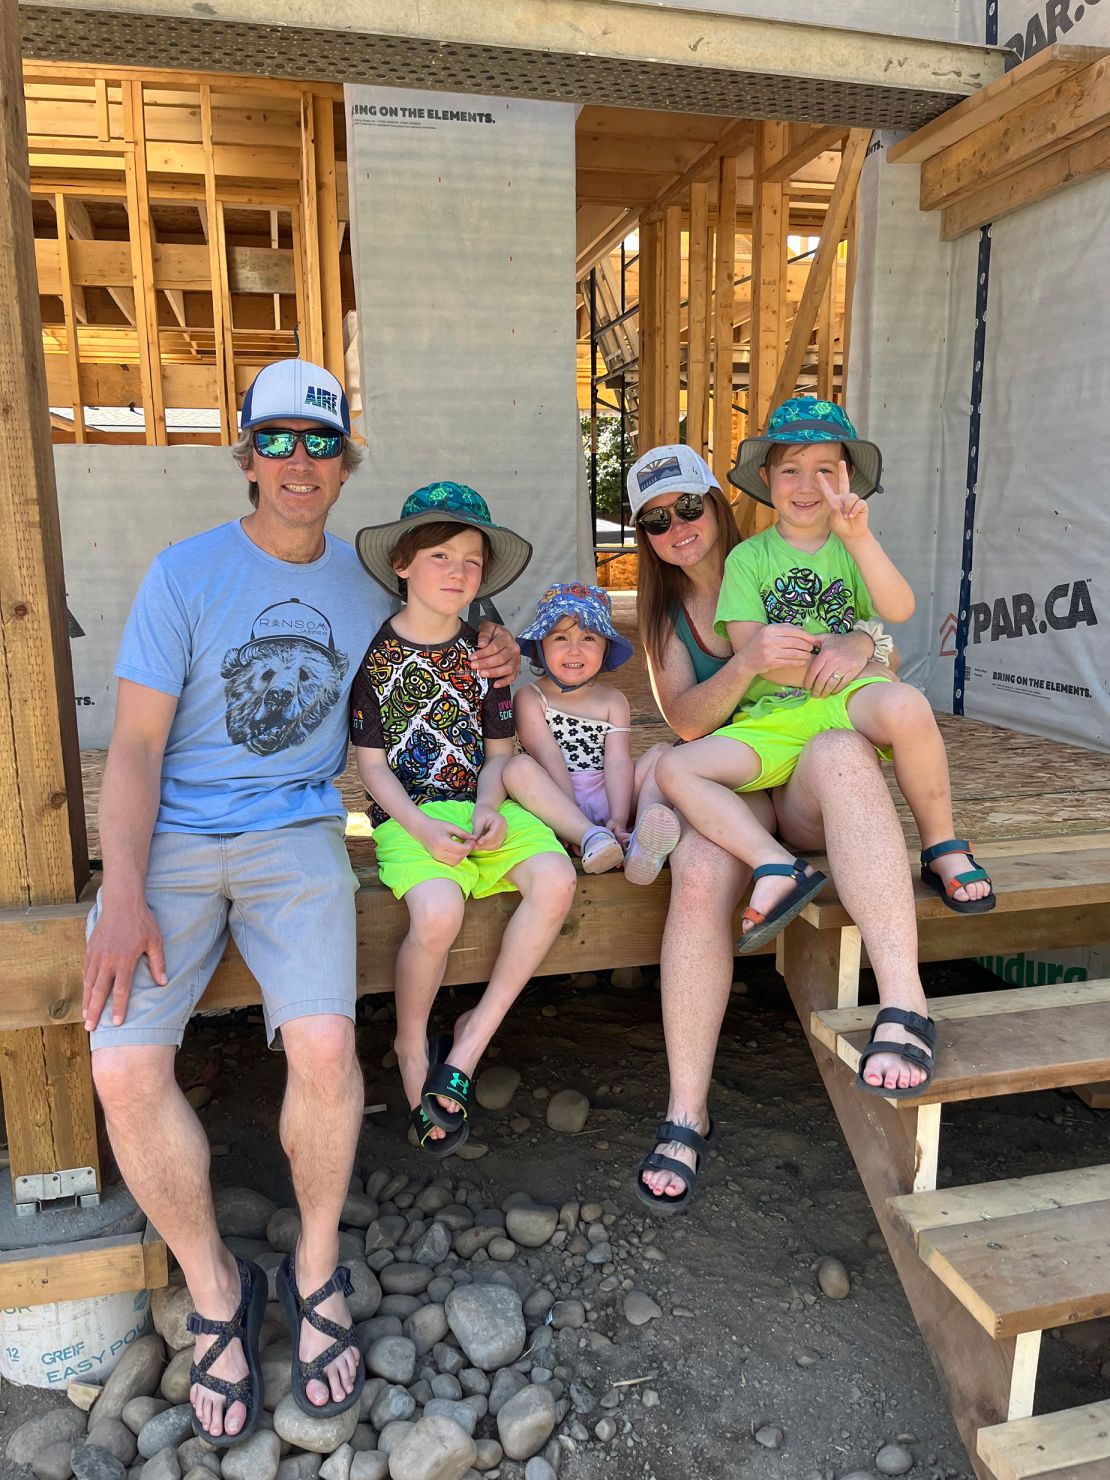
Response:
[656,400,995,1094]
[350,481,576,1153]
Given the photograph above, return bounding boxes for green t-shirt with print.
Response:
[714,524,875,711]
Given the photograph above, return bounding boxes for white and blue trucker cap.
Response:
[240,359,351,435]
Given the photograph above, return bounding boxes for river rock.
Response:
[159,1350,193,1405]
[817,1257,851,1299]
[388,1415,476,1480]
[70,1447,126,1480]
[472,1439,502,1471]
[175,1441,220,1477]
[151,1284,195,1352]
[348,1457,387,1480]
[137,1406,194,1460]
[496,1385,557,1461]
[412,1222,452,1268]
[122,1400,168,1437]
[343,1260,382,1321]
[213,1188,277,1240]
[405,1303,449,1354]
[276,1456,322,1480]
[487,1369,528,1417]
[266,1209,301,1253]
[623,1290,662,1326]
[68,1383,104,1413]
[365,1335,416,1385]
[272,1395,359,1453]
[423,1399,478,1437]
[369,1383,414,1428]
[32,1439,77,1480]
[340,1193,379,1229]
[544,1091,589,1134]
[505,1206,558,1249]
[475,1067,520,1111]
[524,1460,557,1480]
[94,1336,167,1422]
[86,1418,137,1467]
[445,1286,526,1370]
[549,1300,585,1330]
[875,1444,914,1476]
[7,1407,89,1465]
[379,1262,431,1297]
[141,1449,181,1480]
[222,1431,281,1480]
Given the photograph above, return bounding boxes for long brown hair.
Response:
[636,486,742,668]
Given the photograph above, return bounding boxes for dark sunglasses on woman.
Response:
[252,427,345,460]
[637,491,706,536]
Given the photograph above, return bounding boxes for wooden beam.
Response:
[312,93,343,383]
[0,1229,169,1307]
[64,197,136,325]
[888,43,1106,164]
[764,130,869,415]
[661,204,681,444]
[920,56,1110,213]
[0,0,96,1195]
[122,80,166,443]
[939,124,1110,239]
[637,216,661,454]
[750,121,788,434]
[53,195,87,441]
[763,124,845,182]
[711,153,738,487]
[297,91,324,366]
[685,179,710,459]
[200,85,233,439]
[641,119,752,223]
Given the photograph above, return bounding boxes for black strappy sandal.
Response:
[420,1032,473,1132]
[277,1254,365,1418]
[187,1257,266,1448]
[855,1007,938,1100]
[633,1119,715,1217]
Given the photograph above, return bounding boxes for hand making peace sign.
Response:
[816,459,869,542]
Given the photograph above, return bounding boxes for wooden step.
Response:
[811,980,1110,1107]
[888,1166,1110,1339]
[978,1400,1110,1480]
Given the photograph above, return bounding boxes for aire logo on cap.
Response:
[305,385,338,414]
[637,455,683,492]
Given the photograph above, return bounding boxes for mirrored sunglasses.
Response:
[637,491,706,536]
[252,427,344,460]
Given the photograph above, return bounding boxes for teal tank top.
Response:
[673,606,728,684]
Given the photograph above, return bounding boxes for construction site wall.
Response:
[848,0,1109,752]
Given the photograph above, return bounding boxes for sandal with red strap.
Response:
[920,838,996,914]
[737,858,828,954]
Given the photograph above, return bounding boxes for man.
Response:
[83,360,519,1443]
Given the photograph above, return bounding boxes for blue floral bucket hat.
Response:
[728,397,883,506]
[518,583,633,671]
[355,481,532,600]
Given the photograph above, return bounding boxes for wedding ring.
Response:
[832,671,843,681]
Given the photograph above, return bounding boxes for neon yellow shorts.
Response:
[373,799,566,901]
[712,673,893,793]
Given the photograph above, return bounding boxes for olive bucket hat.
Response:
[728,398,883,506]
[354,480,533,600]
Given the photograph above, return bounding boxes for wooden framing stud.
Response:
[711,152,738,487]
[53,194,86,443]
[200,84,234,440]
[122,80,166,444]
[661,203,681,444]
[685,179,710,458]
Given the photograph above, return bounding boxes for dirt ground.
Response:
[3,954,1108,1480]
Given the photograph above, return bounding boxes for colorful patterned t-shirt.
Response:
[349,618,514,826]
[714,525,875,711]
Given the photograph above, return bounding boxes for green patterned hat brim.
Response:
[727,424,883,506]
[354,509,533,600]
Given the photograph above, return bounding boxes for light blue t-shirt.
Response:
[116,519,390,834]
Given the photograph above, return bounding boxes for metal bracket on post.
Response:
[14,1167,100,1216]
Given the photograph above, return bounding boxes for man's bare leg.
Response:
[280,1014,365,1406]
[774,729,930,1092]
[640,793,777,1200]
[92,1046,249,1440]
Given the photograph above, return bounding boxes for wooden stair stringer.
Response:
[781,919,1037,1480]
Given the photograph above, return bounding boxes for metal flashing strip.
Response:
[19,2,1003,131]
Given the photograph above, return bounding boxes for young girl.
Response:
[502,582,682,886]
[350,482,577,1156]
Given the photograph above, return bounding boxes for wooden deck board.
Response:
[978,1400,1110,1480]
[921,1199,1110,1338]
[889,1164,1110,1244]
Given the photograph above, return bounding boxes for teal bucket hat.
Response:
[728,398,883,506]
[355,481,533,600]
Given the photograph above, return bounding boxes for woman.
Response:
[627,443,931,1213]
